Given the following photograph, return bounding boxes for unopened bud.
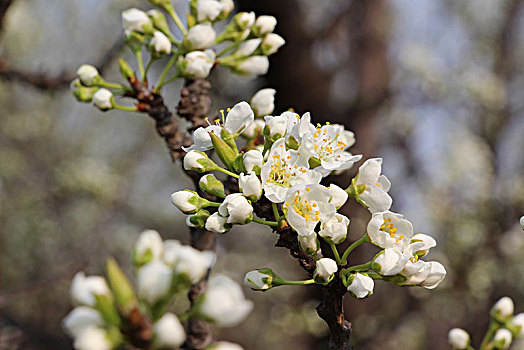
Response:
[119,59,135,80]
[183,150,218,173]
[313,258,338,285]
[93,88,113,111]
[199,174,226,198]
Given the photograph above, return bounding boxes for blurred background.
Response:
[1,0,524,349]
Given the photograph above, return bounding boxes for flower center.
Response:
[285,189,320,222]
[266,153,307,187]
[380,218,405,242]
[311,126,346,161]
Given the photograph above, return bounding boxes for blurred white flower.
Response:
[261,33,285,55]
[73,326,111,350]
[492,297,514,320]
[179,49,215,78]
[122,8,151,33]
[134,229,164,264]
[76,65,99,86]
[185,23,216,50]
[62,306,104,339]
[493,328,512,349]
[151,31,171,54]
[136,260,172,305]
[196,0,223,22]
[92,89,113,110]
[71,272,111,307]
[153,313,186,348]
[448,328,469,349]
[253,15,276,35]
[237,56,269,76]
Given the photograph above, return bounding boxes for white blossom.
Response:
[62,306,104,339]
[136,260,172,305]
[264,111,300,138]
[250,88,275,117]
[409,233,436,258]
[318,213,349,244]
[134,229,164,263]
[261,139,321,203]
[287,112,315,145]
[298,123,361,177]
[298,233,319,255]
[219,0,234,15]
[373,248,408,276]
[151,31,171,54]
[244,270,271,290]
[235,12,255,28]
[262,33,285,55]
[153,313,186,348]
[171,190,199,213]
[73,327,111,350]
[122,8,151,33]
[199,275,253,327]
[76,65,99,86]
[184,150,207,171]
[186,23,216,50]
[196,0,224,22]
[328,184,348,209]
[492,297,514,319]
[237,56,269,76]
[367,211,414,250]
[235,39,261,56]
[224,101,255,135]
[282,184,336,236]
[70,272,111,307]
[163,243,215,283]
[242,119,266,139]
[420,262,446,289]
[253,16,277,35]
[92,88,113,110]
[509,313,524,337]
[180,49,215,78]
[218,193,253,224]
[354,158,392,213]
[314,258,338,284]
[243,149,263,172]
[493,328,512,349]
[183,125,221,152]
[346,273,374,299]
[205,212,229,233]
[448,328,470,349]
[239,172,262,200]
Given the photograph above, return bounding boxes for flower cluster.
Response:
[448,296,524,349]
[62,230,251,349]
[171,89,446,298]
[71,0,284,111]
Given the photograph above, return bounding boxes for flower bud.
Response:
[508,313,524,337]
[76,65,101,86]
[234,12,255,30]
[218,193,253,224]
[133,229,164,267]
[105,258,138,316]
[372,248,407,276]
[125,30,147,51]
[171,190,208,214]
[420,261,446,289]
[218,0,234,18]
[209,131,239,171]
[184,23,216,50]
[122,8,153,34]
[184,150,218,173]
[329,184,348,209]
[137,260,172,305]
[520,216,524,230]
[298,233,319,255]
[196,0,224,22]
[250,88,275,117]
[493,328,512,349]
[448,328,470,349]
[261,33,285,55]
[92,88,113,111]
[243,150,263,173]
[199,174,226,198]
[186,209,211,228]
[239,172,262,201]
[244,268,281,290]
[199,275,254,327]
[150,31,172,55]
[148,0,174,11]
[71,272,111,307]
[252,16,277,36]
[208,342,244,350]
[62,306,104,338]
[178,49,216,79]
[147,9,171,37]
[119,59,135,80]
[73,326,112,350]
[314,258,338,285]
[153,313,186,348]
[71,79,99,102]
[491,296,515,322]
[235,39,261,57]
[236,56,269,76]
[345,273,374,299]
[318,213,349,244]
[205,212,230,233]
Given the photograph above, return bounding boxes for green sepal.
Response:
[106,258,138,317]
[199,175,226,198]
[189,0,198,18]
[119,59,135,80]
[383,274,408,284]
[148,0,174,13]
[308,157,321,169]
[188,209,211,228]
[94,294,121,328]
[314,272,334,286]
[209,132,238,171]
[125,31,147,52]
[232,154,247,174]
[220,128,239,152]
[72,83,99,102]
[148,9,172,37]
[133,247,154,268]
[287,136,300,150]
[187,13,196,28]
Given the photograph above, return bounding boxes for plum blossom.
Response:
[353,158,392,213]
[367,211,414,250]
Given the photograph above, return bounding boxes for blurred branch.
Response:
[0,0,14,31]
[0,37,125,91]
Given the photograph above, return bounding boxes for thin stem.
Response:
[480,319,499,350]
[252,217,279,227]
[206,202,221,208]
[216,43,238,57]
[99,81,124,90]
[135,50,145,82]
[155,52,180,90]
[341,234,370,265]
[166,7,187,35]
[342,262,372,274]
[278,279,315,286]
[329,242,343,265]
[144,58,156,79]
[272,202,280,221]
[215,167,239,178]
[113,103,137,112]
[158,73,181,87]
[366,272,384,280]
